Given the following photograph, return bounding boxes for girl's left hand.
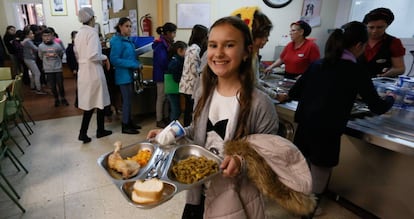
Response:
[220,155,241,177]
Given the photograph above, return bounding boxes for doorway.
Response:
[15,3,45,29]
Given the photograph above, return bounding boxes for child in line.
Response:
[38,28,68,106]
[179,24,208,126]
[165,41,187,122]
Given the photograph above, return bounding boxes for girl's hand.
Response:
[146,129,163,140]
[220,155,242,177]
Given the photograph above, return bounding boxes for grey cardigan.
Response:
[183,86,279,214]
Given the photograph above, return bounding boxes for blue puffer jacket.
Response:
[152,35,170,82]
[110,34,141,85]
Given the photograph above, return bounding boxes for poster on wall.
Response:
[75,0,92,15]
[177,3,210,29]
[50,0,68,16]
[300,0,322,27]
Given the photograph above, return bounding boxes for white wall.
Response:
[1,0,343,61]
[167,0,340,61]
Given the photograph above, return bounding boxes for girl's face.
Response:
[207,23,248,79]
[120,21,132,36]
[27,31,34,39]
[165,31,176,42]
[367,20,388,40]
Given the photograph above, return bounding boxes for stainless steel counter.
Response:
[275,100,414,155]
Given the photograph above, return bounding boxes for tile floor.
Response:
[0,115,360,219]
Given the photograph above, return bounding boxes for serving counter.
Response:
[275,100,414,218]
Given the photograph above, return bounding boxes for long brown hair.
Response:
[193,16,254,140]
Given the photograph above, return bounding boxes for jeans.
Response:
[182,94,194,126]
[119,83,133,124]
[167,94,181,121]
[45,72,65,100]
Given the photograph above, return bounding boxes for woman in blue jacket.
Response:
[110,17,142,134]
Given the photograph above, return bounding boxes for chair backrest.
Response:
[0,94,7,124]
[10,76,23,102]
[0,67,12,80]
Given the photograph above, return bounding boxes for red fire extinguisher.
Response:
[140,14,152,36]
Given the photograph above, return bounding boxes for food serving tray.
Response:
[97,142,222,209]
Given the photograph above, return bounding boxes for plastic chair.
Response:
[0,67,12,80]
[0,94,27,213]
[9,74,35,126]
[5,76,33,146]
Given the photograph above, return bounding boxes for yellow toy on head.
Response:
[231,6,259,30]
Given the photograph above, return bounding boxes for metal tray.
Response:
[97,142,222,209]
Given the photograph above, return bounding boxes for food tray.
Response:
[97,143,222,209]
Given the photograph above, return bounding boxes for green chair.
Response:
[0,94,27,213]
[9,74,35,126]
[0,67,12,80]
[5,76,33,147]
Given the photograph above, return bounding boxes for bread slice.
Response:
[132,179,164,204]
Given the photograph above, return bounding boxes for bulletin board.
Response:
[177,3,210,29]
[103,0,138,37]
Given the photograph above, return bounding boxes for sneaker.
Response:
[61,99,69,106]
[36,90,47,95]
[54,100,60,107]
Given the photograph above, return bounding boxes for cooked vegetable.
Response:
[172,156,219,184]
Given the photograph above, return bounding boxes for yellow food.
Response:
[127,149,152,166]
[172,156,219,184]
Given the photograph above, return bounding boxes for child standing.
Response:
[179,24,208,126]
[38,28,68,106]
[165,41,187,122]
[148,17,315,219]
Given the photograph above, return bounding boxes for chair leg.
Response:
[6,148,28,174]
[20,115,33,135]
[5,152,21,172]
[22,106,35,126]
[0,181,26,213]
[14,121,31,146]
[0,171,21,199]
[9,135,25,155]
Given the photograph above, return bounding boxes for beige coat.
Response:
[74,25,110,110]
[202,134,316,219]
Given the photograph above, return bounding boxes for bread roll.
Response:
[132,179,164,204]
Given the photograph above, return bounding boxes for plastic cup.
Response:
[155,120,186,146]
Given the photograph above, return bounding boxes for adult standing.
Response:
[152,22,177,128]
[286,21,394,218]
[360,7,405,78]
[75,7,112,143]
[110,17,142,134]
[265,20,320,79]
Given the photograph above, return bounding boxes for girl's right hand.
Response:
[146,129,163,139]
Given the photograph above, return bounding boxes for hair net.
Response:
[78,7,94,23]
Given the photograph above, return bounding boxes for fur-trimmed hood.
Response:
[224,134,316,216]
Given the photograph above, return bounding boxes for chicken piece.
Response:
[108,141,141,179]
